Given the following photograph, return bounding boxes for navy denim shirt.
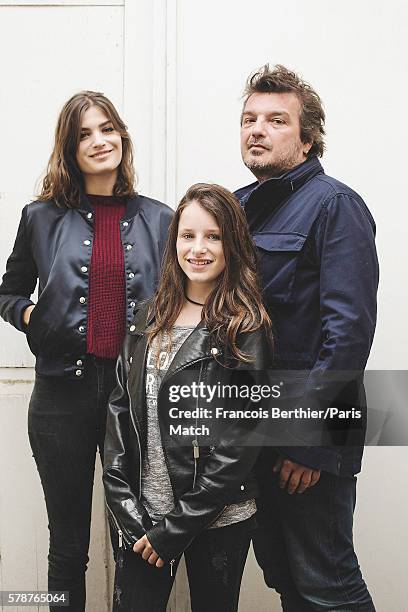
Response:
[235,156,379,475]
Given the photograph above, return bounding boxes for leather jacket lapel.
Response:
[158,323,213,387]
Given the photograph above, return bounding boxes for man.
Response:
[235,65,378,611]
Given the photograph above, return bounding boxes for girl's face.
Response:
[76,105,122,182]
[177,200,226,292]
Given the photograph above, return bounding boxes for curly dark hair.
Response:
[242,64,325,158]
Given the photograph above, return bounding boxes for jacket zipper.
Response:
[106,501,133,549]
[127,378,143,500]
[158,357,210,495]
[161,357,209,576]
[192,360,205,489]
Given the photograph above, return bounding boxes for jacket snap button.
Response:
[126,244,133,250]
[128,272,134,279]
[78,325,85,333]
[75,369,82,377]
[210,347,219,356]
[123,221,129,227]
[79,297,86,304]
[240,485,245,491]
[87,213,92,219]
[81,266,88,273]
[83,239,91,246]
[129,356,133,364]
[130,301,136,308]
[76,359,83,366]
[129,324,136,332]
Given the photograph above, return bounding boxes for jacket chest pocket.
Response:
[253,232,307,304]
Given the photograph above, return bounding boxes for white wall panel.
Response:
[2,1,123,6]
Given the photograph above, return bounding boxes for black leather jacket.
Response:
[103,301,272,563]
[0,194,173,377]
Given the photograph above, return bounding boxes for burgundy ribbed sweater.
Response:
[86,194,126,359]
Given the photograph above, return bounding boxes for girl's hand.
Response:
[133,534,165,568]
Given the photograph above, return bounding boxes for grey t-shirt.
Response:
[140,325,256,529]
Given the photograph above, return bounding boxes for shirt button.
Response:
[83,239,91,246]
[240,485,245,491]
[75,369,82,377]
[123,221,129,227]
[210,347,219,356]
[79,297,86,304]
[76,359,83,366]
[128,272,135,279]
[78,325,85,333]
[129,325,136,332]
[126,244,133,250]
[81,266,88,273]
[87,213,92,219]
[130,301,136,308]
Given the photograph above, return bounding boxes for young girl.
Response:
[0,91,173,611]
[104,183,273,611]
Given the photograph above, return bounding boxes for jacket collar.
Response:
[238,156,324,231]
[129,303,217,384]
[78,193,142,220]
[160,323,213,385]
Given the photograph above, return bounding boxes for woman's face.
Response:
[76,105,122,181]
[176,200,226,291]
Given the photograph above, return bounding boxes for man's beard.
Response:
[244,142,305,181]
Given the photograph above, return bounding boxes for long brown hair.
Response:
[148,183,272,363]
[38,91,136,208]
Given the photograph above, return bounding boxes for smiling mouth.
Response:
[91,149,113,158]
[187,259,213,266]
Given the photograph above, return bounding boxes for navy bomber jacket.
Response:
[0,194,173,377]
[235,156,379,475]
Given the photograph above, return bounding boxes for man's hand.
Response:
[133,534,164,568]
[273,456,321,494]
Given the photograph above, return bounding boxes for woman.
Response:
[103,183,273,611]
[0,91,173,611]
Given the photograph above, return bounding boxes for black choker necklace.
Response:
[185,294,205,307]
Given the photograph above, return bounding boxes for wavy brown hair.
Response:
[242,64,326,158]
[148,183,272,363]
[38,91,136,208]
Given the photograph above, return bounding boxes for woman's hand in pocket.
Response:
[23,304,35,326]
[133,534,164,568]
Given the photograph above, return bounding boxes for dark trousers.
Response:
[253,449,375,612]
[28,356,117,612]
[113,517,254,612]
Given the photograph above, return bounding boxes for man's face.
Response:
[240,92,311,181]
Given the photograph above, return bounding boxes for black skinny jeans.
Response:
[28,356,117,612]
[113,517,254,612]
